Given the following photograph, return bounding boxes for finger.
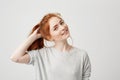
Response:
[36,27,40,31]
[34,27,40,33]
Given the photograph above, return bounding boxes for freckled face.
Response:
[49,17,70,41]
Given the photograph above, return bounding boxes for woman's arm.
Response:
[10,27,41,64]
[82,51,91,80]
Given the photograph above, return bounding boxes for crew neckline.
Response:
[51,46,76,56]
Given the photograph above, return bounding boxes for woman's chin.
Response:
[62,33,70,40]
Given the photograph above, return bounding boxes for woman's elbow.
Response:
[10,56,19,63]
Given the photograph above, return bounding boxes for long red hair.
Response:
[27,13,61,51]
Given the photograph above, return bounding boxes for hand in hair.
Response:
[30,27,42,40]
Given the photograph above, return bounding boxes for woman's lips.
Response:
[61,28,69,35]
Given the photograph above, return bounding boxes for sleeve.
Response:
[26,50,38,65]
[82,51,91,80]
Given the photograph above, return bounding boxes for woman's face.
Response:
[49,17,70,41]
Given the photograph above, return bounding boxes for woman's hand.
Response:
[30,27,42,40]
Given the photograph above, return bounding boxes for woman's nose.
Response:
[59,25,66,31]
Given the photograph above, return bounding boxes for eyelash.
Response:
[53,20,65,31]
[54,26,58,31]
[60,21,64,25]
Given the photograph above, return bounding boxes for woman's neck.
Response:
[53,40,72,52]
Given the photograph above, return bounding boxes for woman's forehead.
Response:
[49,17,61,29]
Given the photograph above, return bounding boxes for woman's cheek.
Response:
[54,35,62,41]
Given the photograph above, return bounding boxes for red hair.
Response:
[27,13,61,51]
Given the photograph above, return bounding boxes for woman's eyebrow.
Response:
[52,24,58,30]
[53,19,62,29]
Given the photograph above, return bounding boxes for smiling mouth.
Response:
[61,28,69,35]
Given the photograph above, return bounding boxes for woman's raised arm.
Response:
[10,27,41,64]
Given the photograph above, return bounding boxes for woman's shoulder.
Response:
[73,47,88,57]
[38,46,53,54]
[27,47,50,54]
[38,46,52,52]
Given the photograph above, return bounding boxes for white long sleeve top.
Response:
[27,46,91,80]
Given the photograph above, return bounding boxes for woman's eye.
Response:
[54,27,58,31]
[60,21,64,25]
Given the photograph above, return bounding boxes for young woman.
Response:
[10,13,91,80]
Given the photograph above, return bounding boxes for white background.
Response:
[0,0,120,80]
